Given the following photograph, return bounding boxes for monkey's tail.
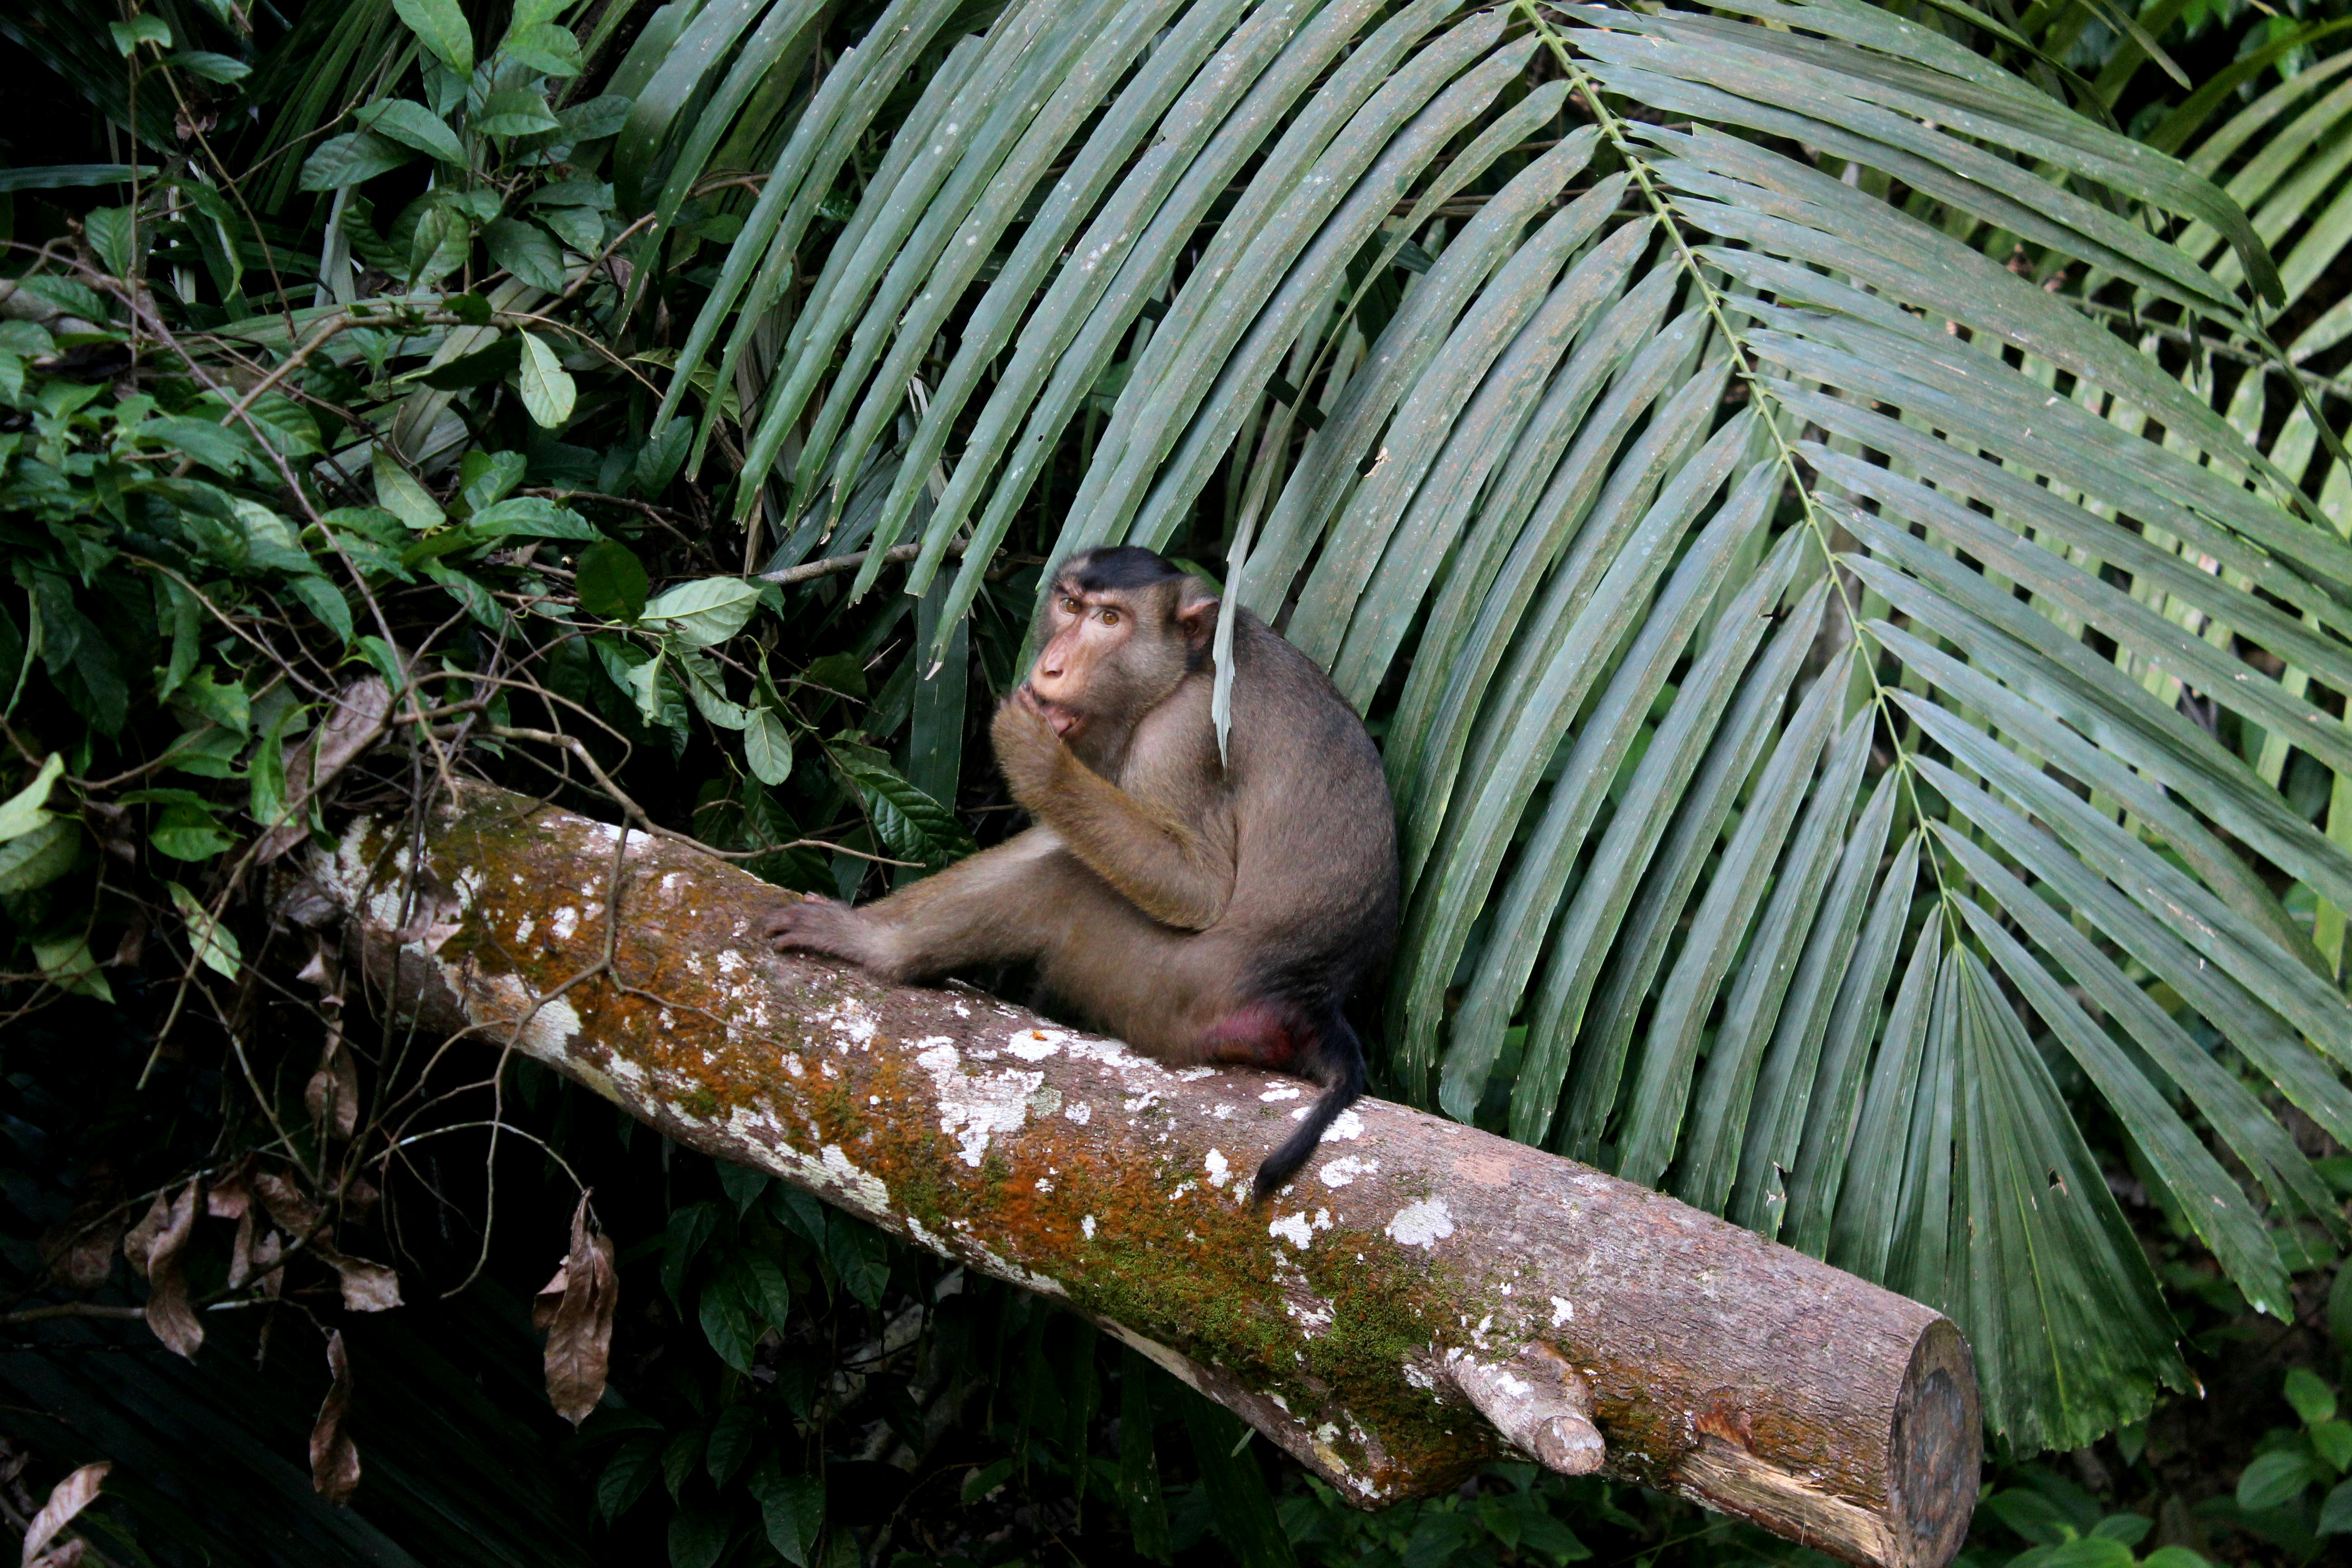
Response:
[1250,1014,1366,1202]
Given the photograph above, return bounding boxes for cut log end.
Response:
[1888,1319,1981,1568]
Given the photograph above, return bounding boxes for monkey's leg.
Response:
[992,701,1234,931]
[766,829,1073,982]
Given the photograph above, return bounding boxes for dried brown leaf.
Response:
[206,1169,250,1220]
[303,1037,359,1141]
[329,1254,401,1313]
[248,1228,284,1299]
[542,1194,616,1426]
[309,1331,360,1504]
[20,1459,108,1565]
[141,1182,203,1360]
[249,1171,395,1308]
[530,1264,568,1335]
[250,1171,321,1238]
[120,1190,172,1277]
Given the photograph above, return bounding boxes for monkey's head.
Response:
[1020,547,1217,749]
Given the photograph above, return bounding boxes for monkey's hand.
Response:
[991,690,1072,814]
[764,894,871,965]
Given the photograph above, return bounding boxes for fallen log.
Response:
[295,782,1979,1567]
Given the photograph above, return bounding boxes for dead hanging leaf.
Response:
[330,1255,401,1313]
[140,1182,204,1360]
[309,1331,360,1504]
[303,1035,360,1141]
[541,1194,617,1426]
[249,1171,399,1311]
[121,1190,173,1277]
[531,1264,568,1335]
[246,1228,284,1298]
[20,1460,109,1565]
[206,1171,250,1220]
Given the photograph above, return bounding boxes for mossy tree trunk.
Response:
[294,783,1980,1568]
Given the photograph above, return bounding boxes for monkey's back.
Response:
[1205,611,1398,1006]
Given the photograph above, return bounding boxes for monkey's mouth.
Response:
[1018,684,1087,739]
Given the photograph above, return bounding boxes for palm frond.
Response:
[675,0,2352,1450]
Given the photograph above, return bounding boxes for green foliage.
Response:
[5,0,2352,1560]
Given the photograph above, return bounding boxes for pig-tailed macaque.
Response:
[765,546,1398,1200]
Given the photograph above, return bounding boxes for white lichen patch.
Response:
[818,1143,890,1210]
[782,1052,804,1078]
[962,1240,1066,1298]
[551,906,580,942]
[1005,1028,1068,1062]
[1063,1101,1091,1125]
[474,974,584,1064]
[1386,1197,1454,1250]
[1082,1215,1096,1240]
[1319,1156,1375,1188]
[514,916,535,944]
[1317,1109,1364,1143]
[819,1000,878,1045]
[1176,1066,1217,1082]
[915,1039,1042,1167]
[717,950,744,975]
[1259,1085,1303,1102]
[1269,1211,1314,1250]
[1205,1149,1231,1188]
[1551,1296,1574,1325]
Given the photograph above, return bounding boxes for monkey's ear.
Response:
[1175,588,1220,650]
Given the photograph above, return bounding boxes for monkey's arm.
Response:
[992,701,1234,930]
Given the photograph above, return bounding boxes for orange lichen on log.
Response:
[300,783,1980,1568]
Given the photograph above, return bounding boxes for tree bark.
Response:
[296,782,1979,1568]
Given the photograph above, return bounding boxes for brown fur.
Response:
[768,547,1397,1198]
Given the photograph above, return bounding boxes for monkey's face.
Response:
[1023,574,1207,746]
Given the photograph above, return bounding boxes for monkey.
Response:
[765,545,1398,1200]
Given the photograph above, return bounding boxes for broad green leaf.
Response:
[0,818,78,892]
[150,803,233,862]
[2287,1367,2339,1428]
[517,332,576,427]
[641,578,760,648]
[392,0,474,75]
[110,15,172,53]
[471,497,598,539]
[833,753,973,865]
[487,218,568,291]
[83,207,137,277]
[744,708,793,788]
[2239,1451,2320,1511]
[167,50,249,83]
[357,99,466,165]
[576,541,649,621]
[501,20,583,76]
[372,449,442,530]
[476,86,562,138]
[168,881,242,979]
[32,936,112,1002]
[0,753,65,841]
[299,131,414,191]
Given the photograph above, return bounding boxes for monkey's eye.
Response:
[1099,608,1120,626]
[1061,596,1081,614]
